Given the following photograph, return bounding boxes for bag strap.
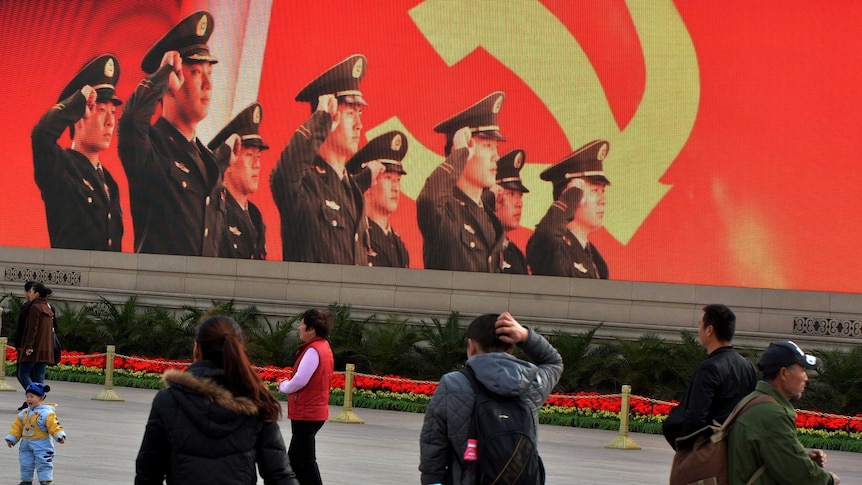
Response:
[460,366,481,445]
[745,464,767,485]
[720,394,777,431]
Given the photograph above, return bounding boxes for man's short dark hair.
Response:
[466,313,512,353]
[702,304,736,342]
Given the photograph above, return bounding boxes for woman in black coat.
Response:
[135,316,299,485]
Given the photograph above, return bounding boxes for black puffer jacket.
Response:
[135,361,298,485]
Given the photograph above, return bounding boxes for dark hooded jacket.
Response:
[135,361,298,485]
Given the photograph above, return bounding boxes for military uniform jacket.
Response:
[118,64,227,256]
[526,189,609,278]
[221,191,266,260]
[31,91,123,251]
[270,111,369,265]
[417,148,504,272]
[367,219,409,268]
[501,238,528,274]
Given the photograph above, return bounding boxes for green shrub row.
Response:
[2,294,860,415]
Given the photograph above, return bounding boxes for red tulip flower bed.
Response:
[7,347,861,451]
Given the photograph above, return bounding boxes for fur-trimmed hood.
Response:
[160,361,263,439]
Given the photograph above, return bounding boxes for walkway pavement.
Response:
[0,380,858,484]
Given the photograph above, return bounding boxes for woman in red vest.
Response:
[278,309,335,485]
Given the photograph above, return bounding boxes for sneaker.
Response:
[17,401,27,411]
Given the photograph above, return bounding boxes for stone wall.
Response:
[2,246,861,351]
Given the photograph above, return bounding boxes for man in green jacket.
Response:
[728,341,839,484]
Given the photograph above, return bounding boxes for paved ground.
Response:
[0,380,858,484]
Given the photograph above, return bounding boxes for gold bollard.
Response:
[0,337,18,391]
[329,363,364,424]
[604,384,641,450]
[92,345,124,401]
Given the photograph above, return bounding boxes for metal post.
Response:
[0,337,17,391]
[604,384,641,450]
[92,345,124,401]
[330,363,364,424]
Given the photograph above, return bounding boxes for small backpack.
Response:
[669,394,776,485]
[461,366,544,485]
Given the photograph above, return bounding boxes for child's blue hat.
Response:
[25,382,50,398]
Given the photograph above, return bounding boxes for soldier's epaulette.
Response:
[552,200,567,211]
[314,165,327,175]
[139,78,154,89]
[441,162,454,174]
[51,103,65,111]
[297,125,311,140]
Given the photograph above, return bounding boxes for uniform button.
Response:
[233,243,238,249]
[107,213,111,220]
[488,256,493,264]
[469,242,475,248]
[368,263,373,266]
[87,197,93,204]
[108,239,112,247]
[204,228,209,237]
[354,233,359,242]
[182,180,188,188]
[206,196,211,205]
[331,220,338,227]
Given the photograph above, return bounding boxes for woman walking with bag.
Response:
[18,283,54,393]
[135,315,298,485]
[278,309,335,485]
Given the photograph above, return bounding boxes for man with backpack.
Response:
[728,341,839,484]
[419,312,563,484]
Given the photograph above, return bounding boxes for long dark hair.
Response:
[31,282,52,298]
[196,316,281,421]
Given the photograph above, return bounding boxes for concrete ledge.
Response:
[2,245,862,350]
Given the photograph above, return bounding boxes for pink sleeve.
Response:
[278,347,319,394]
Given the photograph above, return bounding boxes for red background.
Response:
[3,1,862,293]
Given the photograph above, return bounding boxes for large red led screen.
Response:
[2,0,861,293]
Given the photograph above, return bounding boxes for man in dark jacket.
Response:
[417,93,507,272]
[346,130,410,268]
[118,11,229,256]
[32,54,124,251]
[492,149,530,274]
[527,140,611,278]
[270,54,382,264]
[662,304,757,448]
[208,102,269,260]
[419,312,563,484]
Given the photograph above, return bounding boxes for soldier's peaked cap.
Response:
[346,131,408,175]
[295,54,368,106]
[59,54,122,106]
[207,102,269,152]
[496,149,529,193]
[141,11,218,74]
[540,139,612,189]
[433,91,505,141]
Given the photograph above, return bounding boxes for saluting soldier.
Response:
[118,11,231,256]
[270,54,383,264]
[32,54,124,251]
[417,92,506,272]
[207,103,268,260]
[346,130,410,268]
[492,149,529,274]
[526,140,611,278]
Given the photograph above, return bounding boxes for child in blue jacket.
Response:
[6,383,66,485]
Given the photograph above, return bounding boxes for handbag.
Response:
[51,331,62,366]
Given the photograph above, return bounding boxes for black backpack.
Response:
[461,366,544,485]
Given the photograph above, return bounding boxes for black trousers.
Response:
[289,420,325,485]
